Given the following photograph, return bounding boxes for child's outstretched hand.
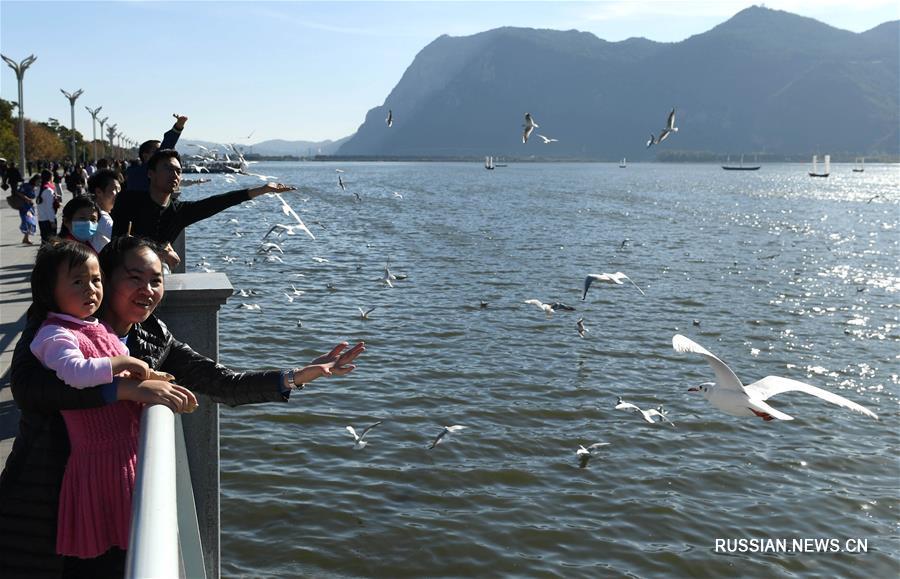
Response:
[117,377,198,414]
[110,355,150,380]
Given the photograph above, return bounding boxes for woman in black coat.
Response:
[0,236,365,578]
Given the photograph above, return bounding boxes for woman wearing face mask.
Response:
[58,197,100,251]
[87,169,121,252]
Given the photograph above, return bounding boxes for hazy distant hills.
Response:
[338,6,899,159]
[176,136,349,158]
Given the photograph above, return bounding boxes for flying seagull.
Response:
[576,442,610,457]
[522,113,539,143]
[346,421,383,450]
[672,334,878,421]
[358,306,376,320]
[257,242,284,254]
[382,265,397,287]
[428,425,466,450]
[654,107,679,145]
[524,299,554,316]
[339,175,346,191]
[576,441,609,467]
[263,223,300,239]
[615,397,675,426]
[576,317,587,338]
[582,272,645,300]
[273,193,315,240]
[386,109,393,127]
[537,134,558,144]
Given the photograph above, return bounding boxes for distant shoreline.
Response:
[288,154,899,163]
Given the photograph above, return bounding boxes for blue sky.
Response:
[1,1,897,144]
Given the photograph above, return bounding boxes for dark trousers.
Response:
[39,220,56,242]
[63,547,126,579]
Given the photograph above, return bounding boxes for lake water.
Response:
[181,162,898,577]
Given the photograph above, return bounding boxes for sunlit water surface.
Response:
[179,162,899,577]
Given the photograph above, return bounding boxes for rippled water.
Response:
[181,162,899,577]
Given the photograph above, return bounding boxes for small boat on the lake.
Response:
[809,154,830,178]
[619,157,627,168]
[722,154,760,171]
[484,156,494,170]
[853,157,865,173]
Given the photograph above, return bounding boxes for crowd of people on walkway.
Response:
[0,115,367,578]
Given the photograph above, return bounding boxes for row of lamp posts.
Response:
[2,53,136,170]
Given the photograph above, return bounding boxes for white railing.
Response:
[126,405,207,579]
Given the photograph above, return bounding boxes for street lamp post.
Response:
[107,124,118,159]
[98,116,108,158]
[85,105,102,161]
[60,88,84,163]
[1,53,37,172]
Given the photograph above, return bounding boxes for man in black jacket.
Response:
[110,149,294,268]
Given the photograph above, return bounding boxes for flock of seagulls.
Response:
[520,108,676,149]
[193,110,877,468]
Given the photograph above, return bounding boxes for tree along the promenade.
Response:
[25,119,66,161]
[0,99,17,162]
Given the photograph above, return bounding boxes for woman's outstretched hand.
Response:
[294,341,366,386]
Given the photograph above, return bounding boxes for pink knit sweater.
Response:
[43,317,142,559]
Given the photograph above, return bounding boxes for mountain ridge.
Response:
[338,6,899,158]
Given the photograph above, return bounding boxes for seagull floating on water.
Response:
[346,421,383,450]
[522,113,538,143]
[428,425,466,450]
[615,397,675,426]
[237,303,261,311]
[672,334,878,421]
[582,272,645,300]
[549,302,576,312]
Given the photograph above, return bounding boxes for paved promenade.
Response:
[0,185,72,468]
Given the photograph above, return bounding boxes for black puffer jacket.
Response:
[0,314,286,578]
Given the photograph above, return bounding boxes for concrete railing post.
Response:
[155,272,233,579]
